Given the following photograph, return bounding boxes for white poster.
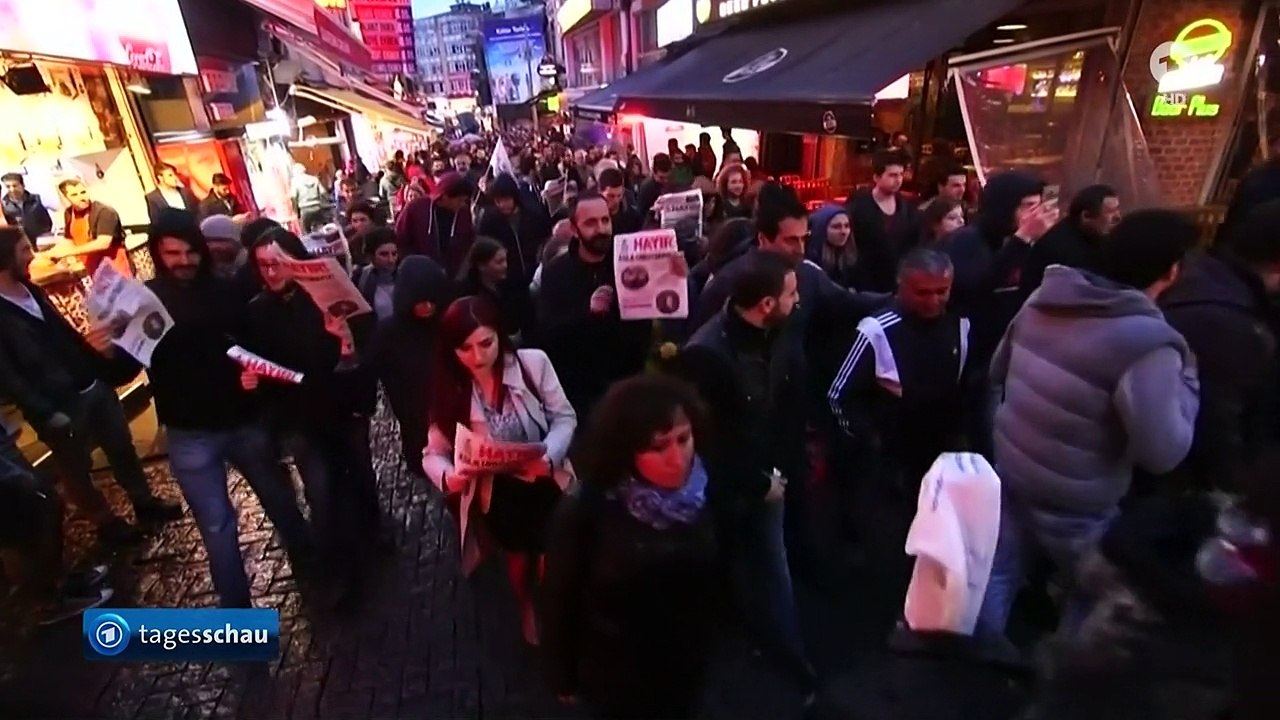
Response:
[85,261,173,367]
[656,188,704,243]
[226,345,304,384]
[270,244,371,320]
[454,423,544,473]
[612,228,689,321]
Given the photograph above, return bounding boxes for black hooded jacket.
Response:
[941,171,1043,370]
[369,256,451,459]
[1157,250,1278,492]
[134,209,260,431]
[476,173,551,282]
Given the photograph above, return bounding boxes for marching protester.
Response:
[424,296,576,646]
[598,167,643,236]
[352,228,400,322]
[457,236,531,343]
[396,171,476,278]
[242,228,383,611]
[476,172,549,282]
[846,151,918,292]
[716,163,754,223]
[805,205,858,288]
[677,252,815,696]
[915,197,967,250]
[98,209,312,608]
[369,255,450,472]
[0,227,179,544]
[543,375,721,719]
[536,193,652,420]
[977,210,1201,638]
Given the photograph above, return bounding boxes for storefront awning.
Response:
[611,0,1026,137]
[292,86,430,135]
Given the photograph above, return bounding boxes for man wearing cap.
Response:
[199,214,247,280]
[394,171,475,278]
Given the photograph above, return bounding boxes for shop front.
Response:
[0,0,199,461]
[291,84,433,170]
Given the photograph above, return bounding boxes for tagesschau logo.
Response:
[83,609,280,662]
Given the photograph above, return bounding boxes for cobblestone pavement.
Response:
[0,404,876,720]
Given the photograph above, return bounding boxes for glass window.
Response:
[953,37,1161,208]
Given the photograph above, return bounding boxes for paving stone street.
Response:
[0,403,882,720]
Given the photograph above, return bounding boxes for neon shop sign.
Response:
[1149,18,1232,118]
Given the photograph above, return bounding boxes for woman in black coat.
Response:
[542,375,722,720]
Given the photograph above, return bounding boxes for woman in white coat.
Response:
[423,295,577,645]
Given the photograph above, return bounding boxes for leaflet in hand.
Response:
[656,189,704,244]
[269,243,370,319]
[454,423,543,473]
[226,345,304,384]
[85,261,173,367]
[612,229,689,321]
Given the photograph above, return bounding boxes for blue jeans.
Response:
[168,423,310,607]
[975,492,1114,637]
[732,498,807,667]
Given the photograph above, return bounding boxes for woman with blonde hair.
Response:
[715,163,753,222]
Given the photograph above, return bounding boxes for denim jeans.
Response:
[975,492,1115,638]
[282,414,381,581]
[40,381,156,521]
[168,423,311,607]
[732,498,807,667]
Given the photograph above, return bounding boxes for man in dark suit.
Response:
[144,163,199,223]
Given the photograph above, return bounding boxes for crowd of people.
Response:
[1,125,1279,720]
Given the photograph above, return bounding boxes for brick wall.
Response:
[1122,0,1257,206]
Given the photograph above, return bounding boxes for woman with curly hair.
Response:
[542,375,722,719]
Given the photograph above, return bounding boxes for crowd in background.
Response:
[1,121,1279,720]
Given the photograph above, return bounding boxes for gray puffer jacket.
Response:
[991,265,1199,552]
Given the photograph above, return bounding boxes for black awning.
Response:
[616,0,1026,136]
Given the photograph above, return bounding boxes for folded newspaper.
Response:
[226,346,304,384]
[85,261,174,367]
[302,224,352,272]
[656,189,704,245]
[454,423,544,473]
[269,243,371,319]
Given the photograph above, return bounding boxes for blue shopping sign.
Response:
[83,608,279,662]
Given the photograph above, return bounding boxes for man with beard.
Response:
[0,228,180,544]
[677,251,815,696]
[198,173,251,223]
[1019,184,1122,300]
[89,209,311,607]
[536,193,651,420]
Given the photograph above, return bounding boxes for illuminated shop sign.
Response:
[1149,18,1232,119]
[1151,92,1220,118]
[557,0,611,35]
[712,0,789,21]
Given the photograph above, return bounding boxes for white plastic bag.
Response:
[902,452,1002,635]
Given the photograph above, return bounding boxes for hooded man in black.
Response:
[101,208,311,607]
[476,172,550,283]
[369,255,451,470]
[1157,199,1280,493]
[941,171,1056,379]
